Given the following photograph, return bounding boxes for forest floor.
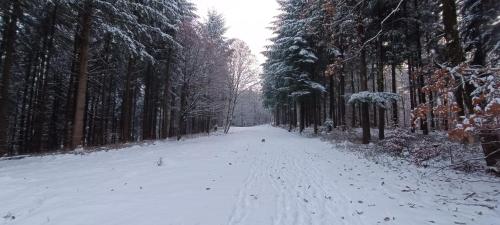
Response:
[0,125,499,225]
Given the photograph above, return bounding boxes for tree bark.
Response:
[351,70,356,127]
[391,63,398,126]
[0,0,21,156]
[358,17,370,144]
[313,94,319,134]
[177,83,188,140]
[415,0,428,135]
[329,74,335,124]
[376,2,385,139]
[120,58,134,143]
[377,39,385,140]
[71,0,93,149]
[441,0,474,116]
[161,52,173,139]
[339,67,346,126]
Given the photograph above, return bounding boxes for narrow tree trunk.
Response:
[358,16,370,144]
[371,65,377,128]
[63,26,81,149]
[0,13,8,68]
[313,95,319,134]
[299,101,305,133]
[329,75,337,127]
[18,55,35,154]
[120,58,134,142]
[45,4,60,150]
[351,70,356,127]
[177,84,188,140]
[377,38,385,140]
[161,52,173,139]
[71,0,93,149]
[408,60,416,132]
[360,49,370,144]
[0,0,21,156]
[391,63,398,126]
[223,88,234,133]
[33,5,58,151]
[339,67,346,126]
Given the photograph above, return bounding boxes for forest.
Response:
[0,0,268,156]
[262,0,500,171]
[0,0,499,171]
[0,0,499,224]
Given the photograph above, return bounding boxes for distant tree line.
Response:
[0,0,263,156]
[232,89,273,127]
[262,0,499,169]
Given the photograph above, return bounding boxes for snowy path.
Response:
[1,126,499,225]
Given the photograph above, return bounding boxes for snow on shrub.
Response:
[444,67,500,137]
[348,91,401,108]
[413,64,500,172]
[411,142,444,166]
[378,128,414,155]
[323,119,334,132]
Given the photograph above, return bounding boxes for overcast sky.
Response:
[192,0,280,64]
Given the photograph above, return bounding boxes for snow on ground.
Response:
[0,126,499,225]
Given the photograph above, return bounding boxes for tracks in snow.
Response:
[226,137,364,225]
[2,126,498,225]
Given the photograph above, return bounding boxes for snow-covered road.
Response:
[1,126,499,225]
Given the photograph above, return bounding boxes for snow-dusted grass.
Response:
[1,126,499,225]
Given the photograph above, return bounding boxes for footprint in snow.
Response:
[3,213,15,220]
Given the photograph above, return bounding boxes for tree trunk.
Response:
[480,128,500,172]
[360,49,370,144]
[351,70,356,127]
[371,65,377,128]
[376,1,385,139]
[377,38,385,140]
[120,58,134,143]
[71,0,93,149]
[339,67,346,126]
[441,0,474,117]
[313,95,319,134]
[441,0,465,66]
[329,74,335,124]
[358,17,370,144]
[391,63,398,126]
[299,101,305,133]
[177,83,188,140]
[414,0,428,135]
[161,52,173,139]
[0,0,21,156]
